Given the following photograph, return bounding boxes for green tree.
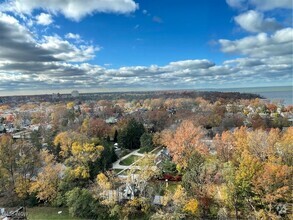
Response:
[66,187,100,218]
[182,151,205,197]
[113,129,118,142]
[140,132,154,152]
[118,118,145,149]
[90,140,117,178]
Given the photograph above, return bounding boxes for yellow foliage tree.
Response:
[30,150,63,203]
[135,153,159,184]
[122,197,150,219]
[96,173,111,190]
[53,131,85,158]
[277,127,293,166]
[172,185,187,207]
[54,131,75,158]
[184,198,199,215]
[15,176,30,199]
[66,101,75,109]
[68,142,104,179]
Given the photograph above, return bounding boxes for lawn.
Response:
[27,207,81,220]
[119,155,141,166]
[166,181,179,192]
[148,181,179,195]
[111,169,124,174]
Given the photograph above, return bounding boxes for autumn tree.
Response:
[89,118,110,138]
[145,110,170,132]
[0,135,39,205]
[181,151,220,217]
[0,135,16,193]
[54,130,105,180]
[246,129,279,161]
[119,197,151,219]
[214,131,235,162]
[252,162,292,217]
[277,127,293,166]
[51,104,69,129]
[67,142,104,179]
[14,140,40,201]
[53,131,86,158]
[161,120,207,169]
[250,114,267,130]
[135,153,159,192]
[161,184,199,218]
[30,150,63,203]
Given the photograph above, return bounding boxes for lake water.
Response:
[204,86,293,106]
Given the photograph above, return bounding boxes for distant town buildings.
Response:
[71,90,79,98]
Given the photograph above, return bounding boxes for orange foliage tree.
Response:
[161,120,207,169]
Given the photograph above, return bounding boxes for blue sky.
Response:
[0,0,292,95]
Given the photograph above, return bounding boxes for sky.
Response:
[0,0,292,95]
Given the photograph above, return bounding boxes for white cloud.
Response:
[0,54,291,92]
[35,12,53,25]
[226,0,292,11]
[219,28,293,58]
[40,36,99,62]
[65,33,81,40]
[0,4,291,93]
[0,0,138,21]
[250,0,292,11]
[168,60,215,69]
[0,12,98,62]
[234,10,281,32]
[226,0,247,9]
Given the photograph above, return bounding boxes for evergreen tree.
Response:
[118,118,145,149]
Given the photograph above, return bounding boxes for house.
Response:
[71,90,79,98]
[167,107,176,115]
[0,124,6,133]
[155,148,171,167]
[1,207,26,220]
[153,195,164,205]
[105,117,118,124]
[123,183,140,200]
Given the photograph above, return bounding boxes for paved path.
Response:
[111,147,162,176]
[112,149,144,170]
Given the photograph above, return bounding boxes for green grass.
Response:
[112,169,123,174]
[148,181,180,195]
[166,182,179,192]
[27,207,81,220]
[119,155,141,166]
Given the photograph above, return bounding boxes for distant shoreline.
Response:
[0,85,291,97]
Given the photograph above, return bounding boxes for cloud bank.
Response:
[0,0,138,21]
[0,0,292,94]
